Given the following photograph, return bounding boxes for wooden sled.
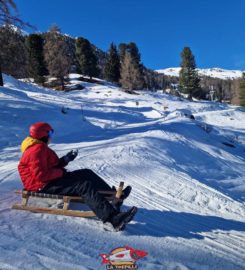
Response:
[12,182,124,218]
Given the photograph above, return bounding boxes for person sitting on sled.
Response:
[18,122,136,230]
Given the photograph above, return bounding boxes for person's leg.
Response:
[76,180,116,222]
[39,173,78,195]
[39,172,117,222]
[72,169,113,192]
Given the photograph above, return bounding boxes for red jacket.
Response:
[18,137,65,191]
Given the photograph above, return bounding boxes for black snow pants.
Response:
[39,169,117,222]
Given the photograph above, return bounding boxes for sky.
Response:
[15,0,245,71]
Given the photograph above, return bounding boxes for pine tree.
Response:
[127,42,141,64]
[0,0,31,86]
[26,33,46,84]
[0,63,3,86]
[143,68,165,91]
[75,37,99,79]
[118,42,141,65]
[119,42,144,90]
[239,72,245,106]
[179,47,200,100]
[43,26,72,90]
[120,51,144,90]
[0,24,28,78]
[118,43,128,63]
[104,43,120,83]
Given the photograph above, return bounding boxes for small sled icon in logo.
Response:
[100,246,148,269]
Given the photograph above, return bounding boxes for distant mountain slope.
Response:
[156,67,244,80]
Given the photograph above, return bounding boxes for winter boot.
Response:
[110,206,137,231]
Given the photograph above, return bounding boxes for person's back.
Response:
[18,137,64,191]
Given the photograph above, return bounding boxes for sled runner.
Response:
[12,182,124,218]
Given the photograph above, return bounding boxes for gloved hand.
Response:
[63,149,78,163]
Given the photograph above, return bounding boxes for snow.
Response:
[2,24,29,36]
[68,73,106,82]
[156,67,245,80]
[0,74,245,270]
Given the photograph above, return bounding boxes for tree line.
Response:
[166,46,245,105]
[0,0,244,105]
[0,24,150,90]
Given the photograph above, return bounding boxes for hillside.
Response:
[0,75,245,270]
[156,67,244,80]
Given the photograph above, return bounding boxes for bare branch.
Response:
[0,0,34,29]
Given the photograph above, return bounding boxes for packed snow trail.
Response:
[0,74,245,269]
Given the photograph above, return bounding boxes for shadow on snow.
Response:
[127,208,245,239]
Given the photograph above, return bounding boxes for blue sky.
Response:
[15,0,245,70]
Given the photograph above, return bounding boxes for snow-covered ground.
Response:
[0,74,245,270]
[156,67,244,80]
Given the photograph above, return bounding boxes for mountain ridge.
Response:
[156,67,245,80]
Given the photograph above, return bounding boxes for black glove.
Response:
[63,150,78,163]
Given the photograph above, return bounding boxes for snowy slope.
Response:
[156,67,244,79]
[0,74,245,270]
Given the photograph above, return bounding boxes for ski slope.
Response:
[0,74,245,270]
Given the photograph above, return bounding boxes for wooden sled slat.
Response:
[12,204,96,217]
[15,190,85,201]
[14,192,119,202]
[16,190,82,200]
[14,189,123,201]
